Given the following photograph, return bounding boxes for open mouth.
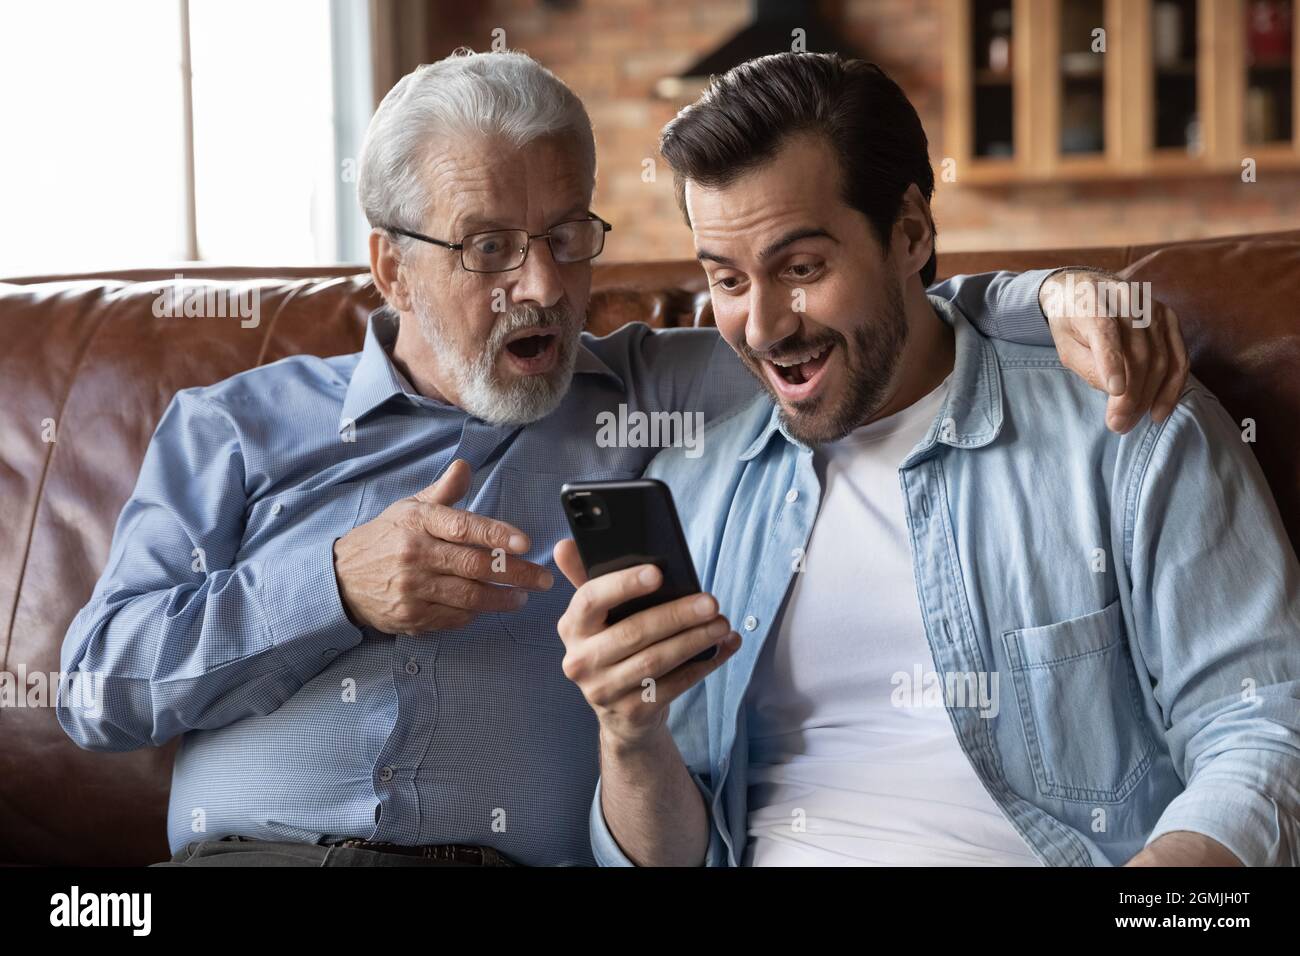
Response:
[502,328,560,375]
[763,341,836,401]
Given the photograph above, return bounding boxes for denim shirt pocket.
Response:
[1001,599,1156,803]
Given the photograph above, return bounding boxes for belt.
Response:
[328,839,518,866]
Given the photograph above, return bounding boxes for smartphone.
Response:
[560,478,717,663]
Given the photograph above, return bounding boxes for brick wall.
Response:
[427,0,1300,261]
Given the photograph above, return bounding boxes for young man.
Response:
[557,53,1300,866]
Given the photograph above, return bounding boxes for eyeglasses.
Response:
[384,213,612,274]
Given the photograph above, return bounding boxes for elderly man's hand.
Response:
[332,458,554,635]
[1040,268,1190,434]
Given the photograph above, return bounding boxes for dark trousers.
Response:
[151,835,514,867]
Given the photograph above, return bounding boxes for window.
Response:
[0,0,372,276]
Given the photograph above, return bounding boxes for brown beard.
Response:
[738,271,910,446]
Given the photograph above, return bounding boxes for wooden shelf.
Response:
[943,0,1300,186]
[1242,143,1300,161]
[956,143,1300,187]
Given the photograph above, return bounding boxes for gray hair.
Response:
[358,49,597,239]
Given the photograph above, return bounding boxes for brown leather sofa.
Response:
[2,230,1298,866]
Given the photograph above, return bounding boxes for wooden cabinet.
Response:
[943,0,1300,182]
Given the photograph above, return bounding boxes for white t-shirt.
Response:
[742,376,1042,866]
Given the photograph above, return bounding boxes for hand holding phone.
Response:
[561,479,712,645]
[554,480,742,748]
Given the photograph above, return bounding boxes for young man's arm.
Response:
[554,540,737,866]
[1123,384,1300,866]
[589,717,723,867]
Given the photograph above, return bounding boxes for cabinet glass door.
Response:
[1151,0,1201,153]
[1244,0,1294,145]
[1059,0,1107,155]
[972,0,1015,158]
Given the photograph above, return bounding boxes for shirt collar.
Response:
[338,308,410,431]
[738,401,808,461]
[338,308,624,433]
[737,295,1004,462]
[914,294,1004,457]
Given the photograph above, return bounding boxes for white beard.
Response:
[407,292,583,426]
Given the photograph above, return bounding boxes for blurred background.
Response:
[2,0,1297,275]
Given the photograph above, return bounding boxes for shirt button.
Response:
[743,615,758,631]
[404,659,419,676]
[378,766,394,782]
[270,502,283,516]
[321,648,338,659]
[785,489,798,503]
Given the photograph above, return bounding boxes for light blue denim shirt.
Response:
[591,296,1300,867]
[57,273,1054,865]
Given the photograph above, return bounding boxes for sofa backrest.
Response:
[1,231,1297,864]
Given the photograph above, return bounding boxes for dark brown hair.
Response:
[660,52,937,286]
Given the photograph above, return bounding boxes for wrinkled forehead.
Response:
[420,132,595,234]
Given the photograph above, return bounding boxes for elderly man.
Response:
[58,50,1185,867]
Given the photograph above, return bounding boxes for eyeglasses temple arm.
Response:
[384,226,462,251]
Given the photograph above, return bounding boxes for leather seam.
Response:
[253,277,309,367]
[2,290,115,676]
